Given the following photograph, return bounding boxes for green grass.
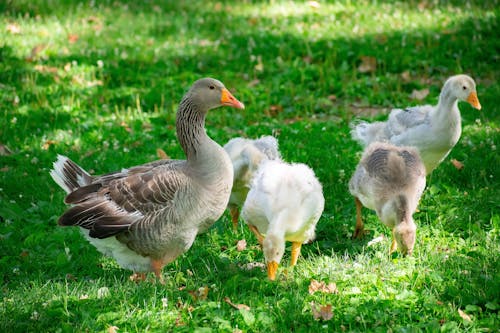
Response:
[1,0,499,331]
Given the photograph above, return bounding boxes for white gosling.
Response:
[351,74,481,174]
[223,136,281,229]
[241,159,324,280]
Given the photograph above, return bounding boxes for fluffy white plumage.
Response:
[350,74,481,174]
[223,136,281,228]
[241,159,324,280]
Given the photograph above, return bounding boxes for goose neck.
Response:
[176,98,208,159]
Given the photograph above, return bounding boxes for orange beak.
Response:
[267,261,279,281]
[466,91,481,110]
[221,88,245,109]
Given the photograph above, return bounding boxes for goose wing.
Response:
[59,160,189,238]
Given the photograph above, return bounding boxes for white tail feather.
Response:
[49,154,92,193]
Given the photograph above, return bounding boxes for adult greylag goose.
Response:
[350,74,481,174]
[241,159,324,280]
[349,142,426,255]
[223,136,281,229]
[50,78,244,283]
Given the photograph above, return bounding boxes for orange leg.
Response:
[229,206,240,230]
[290,242,302,266]
[248,224,264,246]
[151,259,165,285]
[352,197,365,239]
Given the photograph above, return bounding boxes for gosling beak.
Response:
[221,88,245,109]
[466,91,481,110]
[267,261,279,281]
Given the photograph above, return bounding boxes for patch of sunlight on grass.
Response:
[232,0,494,40]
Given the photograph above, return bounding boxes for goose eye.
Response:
[462,85,467,90]
[209,85,215,90]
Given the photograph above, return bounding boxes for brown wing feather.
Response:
[59,159,189,239]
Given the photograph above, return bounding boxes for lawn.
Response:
[1,0,499,332]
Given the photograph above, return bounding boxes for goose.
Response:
[349,142,426,255]
[223,136,281,229]
[241,159,325,280]
[350,74,481,174]
[50,78,244,283]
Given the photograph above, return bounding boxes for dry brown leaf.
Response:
[236,239,247,251]
[308,279,338,294]
[248,79,260,87]
[6,23,21,34]
[450,159,464,170]
[267,104,283,117]
[310,302,333,321]
[188,286,209,301]
[34,65,59,74]
[26,44,46,61]
[358,56,377,73]
[42,140,57,150]
[458,309,472,322]
[68,34,79,43]
[401,71,411,82]
[1,166,10,172]
[156,148,170,159]
[224,297,251,311]
[0,144,12,156]
[410,88,430,100]
[108,326,119,333]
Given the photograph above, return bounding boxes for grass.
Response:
[1,0,499,331]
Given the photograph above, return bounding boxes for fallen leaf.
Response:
[308,279,338,294]
[42,140,57,150]
[358,56,377,73]
[19,250,29,258]
[0,144,12,156]
[450,159,464,170]
[34,65,59,74]
[65,273,77,281]
[6,23,21,34]
[458,309,472,322]
[156,148,169,159]
[367,234,386,246]
[68,34,79,43]
[224,296,251,311]
[26,44,46,61]
[310,302,333,321]
[248,79,260,87]
[401,71,411,82]
[410,88,430,100]
[188,286,209,301]
[266,104,283,117]
[236,239,247,251]
[108,326,119,333]
[1,166,10,172]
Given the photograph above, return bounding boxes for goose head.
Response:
[187,78,245,111]
[393,219,416,256]
[444,74,481,110]
[263,234,285,281]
